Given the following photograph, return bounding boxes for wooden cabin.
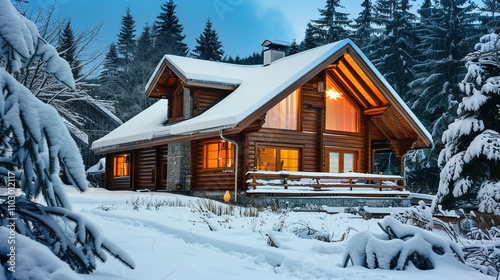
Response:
[91,39,432,195]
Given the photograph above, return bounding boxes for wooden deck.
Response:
[246,171,408,198]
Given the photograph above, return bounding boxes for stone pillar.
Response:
[166,142,191,191]
[166,87,192,191]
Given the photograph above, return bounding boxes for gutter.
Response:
[220,130,238,203]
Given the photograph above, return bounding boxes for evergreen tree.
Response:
[191,18,224,61]
[405,0,481,193]
[351,0,376,49]
[154,0,188,60]
[301,22,321,50]
[310,0,351,44]
[136,24,154,63]
[99,42,120,81]
[480,0,500,32]
[369,0,418,95]
[287,39,300,55]
[435,33,500,213]
[117,7,136,69]
[223,52,262,65]
[57,20,81,79]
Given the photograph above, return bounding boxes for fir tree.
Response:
[136,24,154,63]
[99,42,120,81]
[57,20,81,79]
[310,0,351,44]
[405,0,481,193]
[287,39,300,55]
[435,33,500,213]
[301,22,320,50]
[117,7,136,68]
[480,0,500,33]
[351,0,375,49]
[369,0,418,95]
[154,0,188,59]
[191,18,224,61]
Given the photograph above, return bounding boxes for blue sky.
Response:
[24,0,364,59]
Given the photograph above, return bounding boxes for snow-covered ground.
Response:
[65,188,493,280]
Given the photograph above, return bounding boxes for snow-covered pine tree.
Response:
[404,0,480,194]
[154,0,188,59]
[57,20,81,79]
[191,19,224,61]
[0,0,134,275]
[434,33,500,214]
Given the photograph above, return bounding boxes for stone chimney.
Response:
[262,39,290,66]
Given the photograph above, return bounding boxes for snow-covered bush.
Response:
[435,33,500,213]
[392,200,434,230]
[291,221,331,242]
[458,212,500,277]
[0,198,135,273]
[342,216,465,270]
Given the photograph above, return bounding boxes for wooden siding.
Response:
[190,138,239,191]
[105,153,132,190]
[133,148,158,191]
[188,77,380,191]
[191,88,230,117]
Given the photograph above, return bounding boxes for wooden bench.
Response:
[246,171,405,191]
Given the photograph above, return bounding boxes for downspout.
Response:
[220,130,238,203]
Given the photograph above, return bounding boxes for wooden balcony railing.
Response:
[246,171,405,191]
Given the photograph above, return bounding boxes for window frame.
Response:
[202,140,234,170]
[324,74,360,133]
[256,145,302,172]
[168,85,184,122]
[263,89,301,130]
[113,154,130,178]
[325,148,359,173]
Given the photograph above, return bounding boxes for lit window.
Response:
[263,90,299,130]
[325,76,359,132]
[257,147,300,171]
[113,154,129,177]
[326,150,358,173]
[203,141,234,169]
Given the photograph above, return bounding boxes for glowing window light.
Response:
[326,88,342,100]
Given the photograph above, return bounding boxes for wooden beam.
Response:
[363,106,389,116]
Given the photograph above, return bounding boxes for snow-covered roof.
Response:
[92,39,432,152]
[92,99,168,150]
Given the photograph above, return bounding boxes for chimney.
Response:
[262,39,290,66]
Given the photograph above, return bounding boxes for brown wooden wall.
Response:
[190,138,238,191]
[133,148,157,191]
[133,145,168,191]
[191,88,231,117]
[105,153,132,190]
[189,76,370,191]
